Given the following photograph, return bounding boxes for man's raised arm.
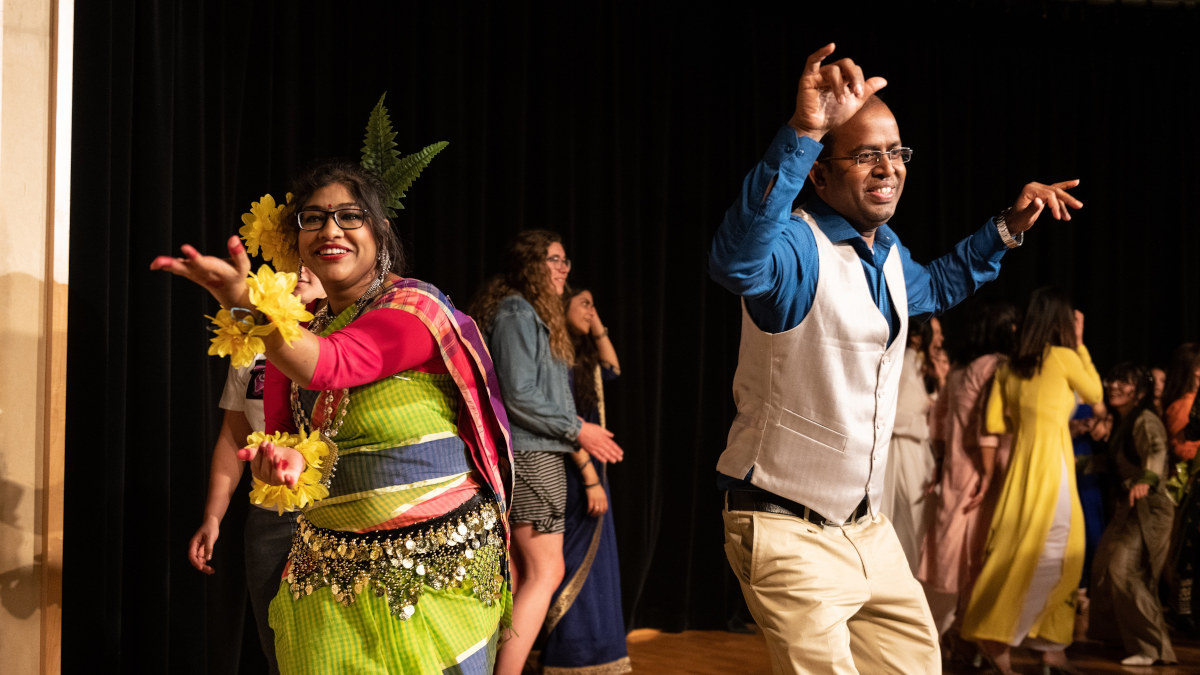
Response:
[904,179,1084,316]
[710,43,886,301]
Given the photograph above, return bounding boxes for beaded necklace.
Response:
[290,268,389,487]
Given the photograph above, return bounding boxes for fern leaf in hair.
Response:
[383,142,449,215]
[360,92,448,218]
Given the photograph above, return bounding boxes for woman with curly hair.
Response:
[470,230,624,675]
[961,287,1102,674]
[154,159,513,674]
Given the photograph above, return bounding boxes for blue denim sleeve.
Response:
[488,305,582,442]
[902,218,1008,316]
[709,126,822,333]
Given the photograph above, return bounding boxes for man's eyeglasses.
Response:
[296,208,368,231]
[818,147,913,167]
[546,255,572,270]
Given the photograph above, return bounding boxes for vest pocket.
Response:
[777,409,848,454]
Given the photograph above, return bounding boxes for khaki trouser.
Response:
[723,506,940,674]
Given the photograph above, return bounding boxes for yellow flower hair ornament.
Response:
[238,193,298,273]
[246,429,331,514]
[247,265,313,345]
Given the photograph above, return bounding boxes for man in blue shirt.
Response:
[711,43,1081,674]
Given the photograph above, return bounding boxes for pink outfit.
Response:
[264,305,442,434]
[919,353,1011,631]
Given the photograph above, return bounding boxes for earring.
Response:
[377,249,392,275]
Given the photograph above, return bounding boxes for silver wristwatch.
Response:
[995,207,1023,249]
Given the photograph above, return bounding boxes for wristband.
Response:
[245,429,332,514]
[994,207,1024,249]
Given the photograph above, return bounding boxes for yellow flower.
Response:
[249,480,330,515]
[267,234,299,275]
[239,193,300,271]
[243,430,331,514]
[206,308,273,368]
[246,266,314,345]
[239,194,284,258]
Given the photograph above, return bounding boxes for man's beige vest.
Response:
[716,211,908,523]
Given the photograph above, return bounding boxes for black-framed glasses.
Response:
[546,255,572,270]
[818,147,913,167]
[296,207,368,231]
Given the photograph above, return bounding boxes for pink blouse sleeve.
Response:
[308,307,443,390]
[264,361,297,434]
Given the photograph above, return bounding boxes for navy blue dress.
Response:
[540,364,630,673]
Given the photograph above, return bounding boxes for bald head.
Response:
[808,98,906,234]
[817,95,892,160]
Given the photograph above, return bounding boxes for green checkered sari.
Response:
[269,281,512,674]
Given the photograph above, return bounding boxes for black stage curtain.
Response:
[66,2,1200,671]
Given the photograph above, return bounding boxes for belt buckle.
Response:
[823,498,870,527]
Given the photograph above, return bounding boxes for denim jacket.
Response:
[485,294,581,453]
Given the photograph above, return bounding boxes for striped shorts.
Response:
[510,450,568,534]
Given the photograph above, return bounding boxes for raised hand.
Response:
[151,234,252,309]
[1005,180,1083,235]
[788,43,887,141]
[589,306,606,339]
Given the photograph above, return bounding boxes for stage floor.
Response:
[625,627,1200,673]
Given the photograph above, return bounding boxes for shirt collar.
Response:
[806,196,898,251]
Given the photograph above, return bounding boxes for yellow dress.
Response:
[961,345,1102,645]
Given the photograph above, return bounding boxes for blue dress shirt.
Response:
[710,125,1009,343]
[711,125,1011,490]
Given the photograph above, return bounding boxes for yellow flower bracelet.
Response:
[205,265,313,368]
[246,430,331,514]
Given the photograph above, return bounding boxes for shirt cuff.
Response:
[766,125,822,180]
[969,218,1010,263]
[1133,470,1160,490]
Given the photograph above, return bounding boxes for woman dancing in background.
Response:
[470,231,624,675]
[539,284,631,674]
[1090,363,1176,666]
[920,300,1016,646]
[961,288,1102,675]
[881,316,942,574]
[155,160,512,674]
